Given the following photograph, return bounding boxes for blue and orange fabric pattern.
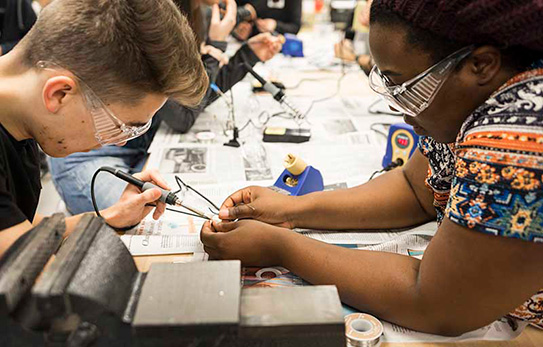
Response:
[419,68,543,327]
[448,68,543,242]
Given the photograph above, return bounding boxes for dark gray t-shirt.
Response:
[0,123,41,230]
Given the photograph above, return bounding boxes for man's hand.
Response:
[233,21,252,41]
[218,185,295,228]
[208,0,237,41]
[334,39,356,61]
[255,18,277,33]
[200,219,288,266]
[100,169,170,229]
[248,33,282,62]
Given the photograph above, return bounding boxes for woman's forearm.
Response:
[276,231,431,329]
[289,168,435,230]
[272,218,541,336]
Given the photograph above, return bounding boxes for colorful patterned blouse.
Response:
[419,68,543,328]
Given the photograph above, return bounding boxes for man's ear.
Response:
[42,76,78,113]
[467,46,502,86]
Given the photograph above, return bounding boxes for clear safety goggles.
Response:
[368,46,473,117]
[37,61,152,146]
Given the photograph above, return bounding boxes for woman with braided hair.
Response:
[199,0,543,335]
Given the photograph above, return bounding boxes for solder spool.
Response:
[345,313,383,347]
[195,131,216,144]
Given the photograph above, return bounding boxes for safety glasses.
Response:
[37,61,152,146]
[368,46,474,117]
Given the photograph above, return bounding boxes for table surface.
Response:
[135,30,543,346]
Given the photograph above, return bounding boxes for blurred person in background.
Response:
[334,0,373,74]
[233,0,302,41]
[0,0,36,56]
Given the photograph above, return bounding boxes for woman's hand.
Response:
[218,186,295,228]
[255,18,277,33]
[100,169,169,229]
[208,0,237,41]
[200,219,289,266]
[248,33,282,62]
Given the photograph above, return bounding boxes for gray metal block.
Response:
[31,215,138,346]
[0,214,65,346]
[65,221,138,320]
[32,215,102,319]
[133,261,241,346]
[0,214,64,314]
[240,286,345,347]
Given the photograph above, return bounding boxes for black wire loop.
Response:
[173,175,220,215]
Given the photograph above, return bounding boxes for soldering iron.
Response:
[99,166,179,205]
[91,166,218,223]
[242,62,304,121]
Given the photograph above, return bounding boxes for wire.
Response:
[284,77,338,90]
[367,158,405,182]
[368,169,385,181]
[91,168,138,231]
[145,204,213,221]
[370,122,392,138]
[173,176,220,213]
[91,168,105,219]
[303,56,349,119]
[238,111,289,133]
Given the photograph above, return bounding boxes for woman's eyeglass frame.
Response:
[368,46,474,117]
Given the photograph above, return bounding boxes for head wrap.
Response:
[372,0,543,52]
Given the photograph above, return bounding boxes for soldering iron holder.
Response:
[273,154,324,196]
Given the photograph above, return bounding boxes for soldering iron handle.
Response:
[99,166,178,205]
[242,62,285,101]
[141,182,178,205]
[114,169,145,189]
[243,62,267,85]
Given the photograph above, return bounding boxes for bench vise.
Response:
[0,215,345,347]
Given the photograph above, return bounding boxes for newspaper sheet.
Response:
[298,222,437,246]
[121,218,203,256]
[147,112,228,154]
[381,319,527,343]
[146,140,382,187]
[121,234,203,256]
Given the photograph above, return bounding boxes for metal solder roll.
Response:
[345,313,383,347]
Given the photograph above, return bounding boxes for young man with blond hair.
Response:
[0,0,208,256]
